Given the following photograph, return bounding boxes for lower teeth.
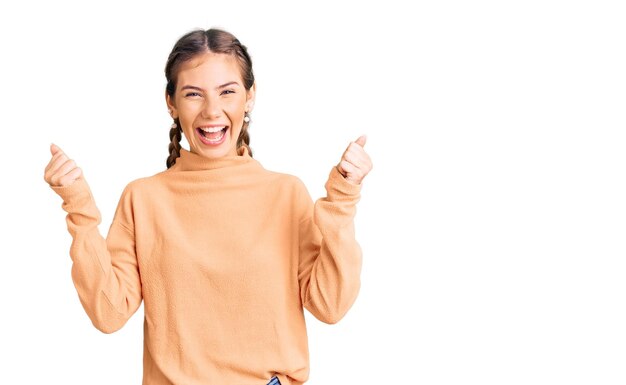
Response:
[202,129,224,142]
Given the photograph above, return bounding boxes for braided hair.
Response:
[164,28,255,169]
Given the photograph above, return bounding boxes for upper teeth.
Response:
[200,126,225,133]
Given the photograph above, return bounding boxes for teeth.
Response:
[200,126,225,133]
[206,132,224,142]
[200,129,225,143]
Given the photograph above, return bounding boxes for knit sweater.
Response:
[50,146,363,385]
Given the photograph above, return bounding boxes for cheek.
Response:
[224,103,244,117]
[176,108,195,133]
[225,95,246,113]
[179,103,201,117]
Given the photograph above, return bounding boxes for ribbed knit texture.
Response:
[50,146,363,385]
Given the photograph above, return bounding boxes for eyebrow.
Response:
[180,81,240,92]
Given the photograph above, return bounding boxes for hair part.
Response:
[165,28,255,169]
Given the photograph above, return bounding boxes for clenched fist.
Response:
[336,135,373,185]
[44,143,83,187]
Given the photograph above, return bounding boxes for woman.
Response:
[44,28,372,385]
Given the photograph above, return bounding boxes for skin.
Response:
[44,52,373,187]
[44,143,83,187]
[166,51,256,159]
[336,135,372,185]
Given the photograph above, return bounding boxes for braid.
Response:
[237,119,253,157]
[165,28,256,162]
[166,118,183,169]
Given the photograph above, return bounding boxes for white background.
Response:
[1,0,625,384]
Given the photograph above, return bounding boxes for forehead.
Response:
[176,51,242,89]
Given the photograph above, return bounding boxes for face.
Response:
[166,51,255,159]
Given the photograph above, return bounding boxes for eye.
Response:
[221,89,235,95]
[185,92,201,97]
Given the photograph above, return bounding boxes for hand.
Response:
[336,135,373,185]
[44,143,84,187]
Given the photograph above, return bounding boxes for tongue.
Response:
[206,128,224,140]
[208,131,221,139]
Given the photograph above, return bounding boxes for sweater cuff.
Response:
[49,177,92,203]
[325,165,362,202]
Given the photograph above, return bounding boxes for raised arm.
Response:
[297,135,371,324]
[48,154,142,334]
[296,166,364,324]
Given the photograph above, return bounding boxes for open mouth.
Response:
[197,126,228,143]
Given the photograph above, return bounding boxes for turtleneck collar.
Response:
[173,146,254,171]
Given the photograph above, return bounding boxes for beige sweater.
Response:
[50,146,363,385]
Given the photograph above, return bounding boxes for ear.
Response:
[165,90,178,118]
[245,82,256,113]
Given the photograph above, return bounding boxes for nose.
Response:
[201,96,222,119]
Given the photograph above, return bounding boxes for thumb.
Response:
[355,135,367,148]
[50,143,61,155]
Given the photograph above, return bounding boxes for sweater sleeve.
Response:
[297,166,363,324]
[50,176,142,334]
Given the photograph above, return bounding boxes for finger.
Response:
[44,153,69,185]
[347,139,369,157]
[345,148,373,175]
[336,157,354,176]
[344,155,371,180]
[339,136,367,172]
[354,135,367,148]
[46,152,70,178]
[50,143,61,156]
[343,150,367,170]
[345,144,371,165]
[340,138,363,162]
[50,159,77,186]
[45,148,67,173]
[46,143,66,171]
[339,160,364,185]
[345,147,373,176]
[57,167,83,187]
[336,162,346,177]
[339,159,360,176]
[342,135,363,154]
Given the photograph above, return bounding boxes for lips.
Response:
[196,125,228,145]
[197,125,228,132]
[197,126,228,137]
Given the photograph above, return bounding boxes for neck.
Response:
[172,146,253,171]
